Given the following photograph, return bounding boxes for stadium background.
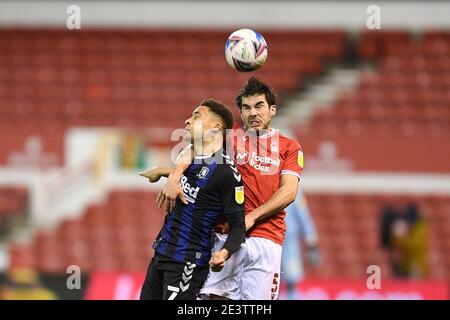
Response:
[0,0,449,300]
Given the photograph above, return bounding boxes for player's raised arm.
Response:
[138,143,194,212]
[167,143,193,181]
[138,166,172,182]
[156,144,194,212]
[139,144,193,183]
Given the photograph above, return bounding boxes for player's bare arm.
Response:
[158,166,190,212]
[138,166,172,182]
[139,145,193,183]
[245,174,299,230]
[141,145,193,212]
[139,165,188,212]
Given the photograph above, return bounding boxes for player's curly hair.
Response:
[235,76,277,110]
[200,99,234,137]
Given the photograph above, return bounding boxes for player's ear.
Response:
[212,121,223,133]
[270,105,277,116]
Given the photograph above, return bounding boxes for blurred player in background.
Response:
[139,99,246,300]
[281,189,319,300]
[145,77,303,300]
[384,203,429,279]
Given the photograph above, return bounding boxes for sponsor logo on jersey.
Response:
[234,147,249,165]
[180,175,200,203]
[248,152,280,173]
[235,186,244,204]
[235,148,280,173]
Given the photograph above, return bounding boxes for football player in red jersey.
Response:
[141,77,303,300]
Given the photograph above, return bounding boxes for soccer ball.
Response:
[224,28,268,72]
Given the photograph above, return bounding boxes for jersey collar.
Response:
[194,147,224,160]
[243,127,278,140]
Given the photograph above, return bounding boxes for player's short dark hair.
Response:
[235,76,277,110]
[200,99,234,137]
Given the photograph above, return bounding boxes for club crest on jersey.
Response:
[234,147,249,165]
[197,166,209,179]
[235,186,244,204]
[298,151,304,168]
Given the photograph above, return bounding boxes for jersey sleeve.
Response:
[216,165,246,256]
[281,140,303,180]
[219,167,245,215]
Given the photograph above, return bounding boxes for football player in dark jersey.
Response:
[139,99,246,300]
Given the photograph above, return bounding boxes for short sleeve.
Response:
[218,166,245,215]
[281,140,303,180]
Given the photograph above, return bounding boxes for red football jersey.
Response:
[230,127,303,245]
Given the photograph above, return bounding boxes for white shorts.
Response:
[199,233,282,300]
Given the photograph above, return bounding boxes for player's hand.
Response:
[209,249,229,272]
[156,176,188,212]
[139,167,164,183]
[245,216,256,231]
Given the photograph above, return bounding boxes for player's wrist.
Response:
[246,211,258,223]
[168,170,182,181]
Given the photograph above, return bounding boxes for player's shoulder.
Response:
[275,130,303,151]
[213,152,242,183]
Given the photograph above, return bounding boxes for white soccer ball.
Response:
[224,28,268,72]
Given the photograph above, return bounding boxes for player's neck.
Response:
[193,137,223,158]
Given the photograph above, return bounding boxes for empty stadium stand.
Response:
[304,30,450,138]
[297,30,450,173]
[0,29,346,166]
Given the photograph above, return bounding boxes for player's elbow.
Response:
[280,175,299,208]
[283,188,297,207]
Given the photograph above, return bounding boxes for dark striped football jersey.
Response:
[154,150,244,266]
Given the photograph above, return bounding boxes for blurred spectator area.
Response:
[296,30,450,173]
[0,29,448,169]
[7,190,450,281]
[300,30,450,139]
[0,28,346,165]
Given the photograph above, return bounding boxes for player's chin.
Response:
[247,126,262,133]
[249,122,268,131]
